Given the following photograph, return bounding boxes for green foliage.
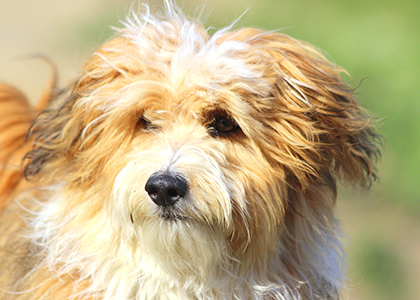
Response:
[353,238,408,300]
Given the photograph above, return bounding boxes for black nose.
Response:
[145,173,188,207]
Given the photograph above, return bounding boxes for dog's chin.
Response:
[135,208,228,280]
[158,207,187,221]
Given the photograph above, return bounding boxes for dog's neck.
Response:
[23,185,341,300]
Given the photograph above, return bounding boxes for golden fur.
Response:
[0,3,380,299]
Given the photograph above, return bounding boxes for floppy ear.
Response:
[24,37,139,183]
[270,34,381,188]
[230,29,381,190]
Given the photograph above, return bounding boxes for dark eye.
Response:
[137,116,152,130]
[210,115,239,137]
[216,117,236,132]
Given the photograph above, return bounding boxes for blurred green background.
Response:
[0,0,419,299]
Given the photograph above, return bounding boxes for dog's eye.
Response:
[210,115,239,137]
[137,116,152,130]
[216,117,236,132]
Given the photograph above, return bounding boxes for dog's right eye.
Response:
[137,116,152,130]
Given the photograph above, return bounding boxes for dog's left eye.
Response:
[216,117,236,132]
[210,115,239,137]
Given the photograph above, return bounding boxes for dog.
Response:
[0,2,380,299]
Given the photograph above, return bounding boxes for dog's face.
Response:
[25,12,379,293]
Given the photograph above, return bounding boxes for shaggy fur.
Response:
[0,3,380,299]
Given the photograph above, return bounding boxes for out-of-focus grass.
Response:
[59,3,129,57]
[352,237,408,300]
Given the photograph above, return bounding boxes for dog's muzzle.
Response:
[145,172,188,207]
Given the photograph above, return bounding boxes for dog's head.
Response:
[24,6,380,298]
